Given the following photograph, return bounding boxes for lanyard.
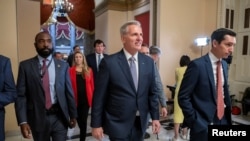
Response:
[40,58,53,78]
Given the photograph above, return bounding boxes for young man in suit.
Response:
[178,28,236,141]
[86,39,108,80]
[91,20,161,141]
[0,55,17,141]
[15,31,77,141]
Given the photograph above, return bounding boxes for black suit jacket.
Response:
[91,50,159,138]
[15,56,77,131]
[0,55,17,109]
[67,54,74,67]
[86,53,108,80]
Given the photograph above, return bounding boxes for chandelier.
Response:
[53,0,74,16]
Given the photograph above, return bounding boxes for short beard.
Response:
[36,47,54,58]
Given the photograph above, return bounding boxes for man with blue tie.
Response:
[178,28,236,141]
[0,55,17,141]
[91,20,161,141]
[86,39,108,80]
[15,31,77,141]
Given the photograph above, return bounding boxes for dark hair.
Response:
[211,28,236,45]
[34,31,51,42]
[179,55,191,67]
[141,43,149,48]
[73,45,80,50]
[53,52,61,57]
[94,39,105,48]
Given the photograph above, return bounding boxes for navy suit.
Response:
[15,56,77,139]
[91,50,159,139]
[0,55,17,141]
[178,54,232,141]
[86,53,108,80]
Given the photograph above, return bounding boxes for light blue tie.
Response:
[98,54,101,65]
[97,54,101,71]
[129,57,138,90]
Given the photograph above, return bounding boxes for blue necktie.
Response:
[129,57,138,90]
[97,54,101,71]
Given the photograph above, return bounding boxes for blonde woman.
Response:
[69,51,94,141]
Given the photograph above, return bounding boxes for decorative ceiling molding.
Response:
[94,0,150,17]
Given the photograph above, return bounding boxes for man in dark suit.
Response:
[67,45,81,67]
[15,31,77,141]
[0,55,17,141]
[86,39,108,80]
[140,44,168,139]
[91,20,161,141]
[178,28,236,141]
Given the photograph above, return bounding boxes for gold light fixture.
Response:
[43,0,74,24]
[54,0,74,16]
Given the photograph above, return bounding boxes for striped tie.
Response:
[42,59,52,109]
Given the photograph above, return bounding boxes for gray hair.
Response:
[120,20,141,35]
[149,45,161,55]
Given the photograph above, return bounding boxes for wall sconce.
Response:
[195,37,210,56]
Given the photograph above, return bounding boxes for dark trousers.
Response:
[190,115,228,141]
[77,105,89,141]
[109,116,143,141]
[190,129,207,141]
[32,110,67,141]
[0,110,5,141]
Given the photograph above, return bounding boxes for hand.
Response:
[151,120,161,134]
[92,127,104,141]
[69,118,77,128]
[20,123,32,139]
[161,107,168,117]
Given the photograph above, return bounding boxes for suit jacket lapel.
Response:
[222,61,228,85]
[137,54,147,94]
[117,50,137,92]
[54,59,61,89]
[204,55,217,103]
[30,56,43,89]
[92,54,98,73]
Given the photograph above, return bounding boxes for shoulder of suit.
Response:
[19,56,37,64]
[0,55,9,61]
[86,53,95,58]
[55,59,67,64]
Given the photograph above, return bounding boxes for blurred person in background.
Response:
[172,55,191,141]
[86,39,108,80]
[67,45,81,67]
